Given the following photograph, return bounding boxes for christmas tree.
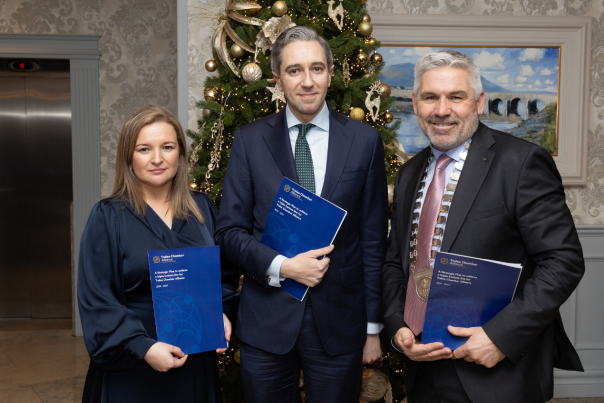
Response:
[187,0,408,401]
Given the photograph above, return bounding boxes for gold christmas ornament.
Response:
[367,37,377,46]
[384,110,394,124]
[206,93,230,181]
[358,21,373,37]
[230,43,245,58]
[362,72,374,79]
[359,368,389,403]
[204,87,218,101]
[387,184,394,205]
[242,62,263,82]
[357,51,369,66]
[350,107,365,121]
[380,82,391,98]
[272,0,288,16]
[370,52,383,67]
[360,0,367,3]
[234,349,241,364]
[256,15,296,54]
[365,80,384,122]
[205,59,218,72]
[342,58,350,88]
[362,14,371,22]
[189,179,199,191]
[326,0,345,30]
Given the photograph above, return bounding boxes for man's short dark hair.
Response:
[271,26,333,74]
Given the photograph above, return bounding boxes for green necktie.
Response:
[294,123,316,194]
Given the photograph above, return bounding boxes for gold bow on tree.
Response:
[192,0,264,77]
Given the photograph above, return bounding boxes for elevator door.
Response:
[0,62,72,318]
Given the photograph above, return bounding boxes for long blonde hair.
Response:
[111,105,203,223]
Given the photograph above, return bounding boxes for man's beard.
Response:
[417,112,479,151]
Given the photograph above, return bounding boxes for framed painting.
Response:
[372,15,591,185]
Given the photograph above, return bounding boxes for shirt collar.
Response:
[285,102,329,132]
[430,140,470,163]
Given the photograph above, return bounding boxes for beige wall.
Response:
[0,0,178,197]
[187,0,604,225]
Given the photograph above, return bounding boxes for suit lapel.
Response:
[441,123,496,252]
[401,148,431,277]
[321,108,352,200]
[262,108,299,182]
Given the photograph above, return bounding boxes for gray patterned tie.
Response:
[295,123,316,194]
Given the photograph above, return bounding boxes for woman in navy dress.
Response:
[77,105,237,402]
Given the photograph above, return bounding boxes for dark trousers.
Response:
[407,359,472,403]
[240,303,364,403]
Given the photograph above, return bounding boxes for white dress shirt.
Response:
[266,102,381,334]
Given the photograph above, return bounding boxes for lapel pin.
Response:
[483,157,491,162]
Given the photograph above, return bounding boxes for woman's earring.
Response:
[130,166,134,174]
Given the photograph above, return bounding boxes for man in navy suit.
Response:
[215,26,388,402]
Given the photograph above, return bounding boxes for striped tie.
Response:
[295,123,316,194]
[404,154,453,336]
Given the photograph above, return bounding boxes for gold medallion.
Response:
[413,268,433,302]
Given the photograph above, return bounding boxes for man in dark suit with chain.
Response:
[215,26,388,402]
[382,49,584,402]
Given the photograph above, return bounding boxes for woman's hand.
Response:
[144,342,188,372]
[216,313,232,354]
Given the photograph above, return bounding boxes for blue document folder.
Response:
[261,177,347,301]
[422,252,522,350]
[148,246,226,355]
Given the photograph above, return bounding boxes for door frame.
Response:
[0,34,101,336]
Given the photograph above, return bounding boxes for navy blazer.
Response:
[383,123,584,403]
[215,104,388,355]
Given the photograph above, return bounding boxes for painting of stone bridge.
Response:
[379,46,560,156]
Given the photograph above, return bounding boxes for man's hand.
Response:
[144,342,188,372]
[393,327,452,362]
[216,313,232,354]
[363,334,382,364]
[280,245,334,287]
[449,326,505,368]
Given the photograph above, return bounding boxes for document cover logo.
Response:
[153,256,160,264]
[440,258,448,265]
[284,184,291,192]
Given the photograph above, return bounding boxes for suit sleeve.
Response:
[214,129,280,289]
[482,146,585,363]
[360,130,389,324]
[382,167,411,355]
[77,203,156,371]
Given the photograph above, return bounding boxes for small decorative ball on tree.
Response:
[188,179,199,191]
[357,51,369,66]
[384,110,394,124]
[234,349,241,364]
[230,44,245,58]
[358,21,373,37]
[362,14,371,22]
[367,37,377,45]
[204,88,217,101]
[242,62,263,82]
[272,0,288,16]
[370,52,383,67]
[205,59,217,72]
[380,82,391,98]
[350,107,365,121]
